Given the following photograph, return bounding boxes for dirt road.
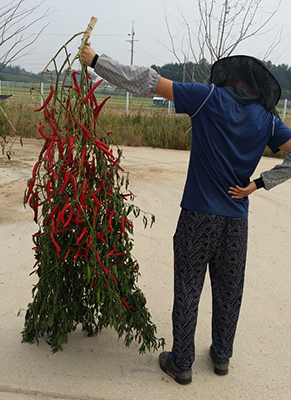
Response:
[0,139,290,400]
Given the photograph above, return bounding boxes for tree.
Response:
[164,0,282,82]
[0,0,50,71]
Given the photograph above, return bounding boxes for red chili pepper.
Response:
[93,137,109,150]
[109,185,113,198]
[80,179,87,206]
[83,79,103,104]
[71,117,92,140]
[32,161,40,179]
[32,259,40,268]
[73,247,81,262]
[59,170,71,195]
[48,205,58,221]
[111,274,118,283]
[100,177,105,193]
[111,159,124,171]
[72,71,81,93]
[63,207,74,228]
[44,133,55,161]
[63,249,71,261]
[90,93,98,109]
[112,252,126,257]
[111,159,118,168]
[126,218,133,228]
[95,251,109,276]
[49,108,55,121]
[90,157,96,177]
[65,96,71,110]
[51,168,57,181]
[60,203,70,224]
[48,120,61,142]
[76,227,87,245]
[56,211,62,228]
[32,197,39,222]
[70,175,78,200]
[77,205,83,217]
[84,234,93,261]
[91,204,98,228]
[117,164,125,172]
[93,139,115,159]
[67,135,75,164]
[96,232,106,244]
[122,193,132,200]
[25,179,35,204]
[80,146,87,166]
[58,140,66,159]
[47,153,54,171]
[121,216,127,237]
[100,202,109,212]
[81,124,92,140]
[32,232,44,238]
[87,186,100,207]
[87,234,92,249]
[50,233,60,258]
[105,249,116,258]
[51,216,56,233]
[108,209,116,232]
[34,85,54,112]
[94,96,111,119]
[38,124,51,141]
[121,297,133,309]
[73,217,85,224]
[90,278,98,289]
[46,179,52,203]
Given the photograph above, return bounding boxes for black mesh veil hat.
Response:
[210,55,281,112]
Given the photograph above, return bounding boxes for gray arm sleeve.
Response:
[261,149,291,190]
[94,53,160,96]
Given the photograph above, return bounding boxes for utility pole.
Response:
[126,21,138,113]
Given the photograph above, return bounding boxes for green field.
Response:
[0,81,173,112]
[0,80,290,156]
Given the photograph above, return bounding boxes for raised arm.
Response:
[156,77,174,102]
[80,44,174,101]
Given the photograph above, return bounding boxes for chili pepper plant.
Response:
[22,32,165,353]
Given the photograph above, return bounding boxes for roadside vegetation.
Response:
[0,99,290,158]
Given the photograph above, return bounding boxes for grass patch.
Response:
[1,99,289,157]
[1,100,192,150]
[97,108,191,149]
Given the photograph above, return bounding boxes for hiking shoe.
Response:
[209,350,229,375]
[159,351,192,385]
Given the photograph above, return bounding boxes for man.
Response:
[81,46,291,385]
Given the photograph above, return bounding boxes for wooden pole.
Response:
[83,16,98,46]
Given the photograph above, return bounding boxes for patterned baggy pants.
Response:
[172,209,248,371]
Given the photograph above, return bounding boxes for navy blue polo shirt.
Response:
[173,82,291,218]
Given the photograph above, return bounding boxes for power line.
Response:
[22,32,128,37]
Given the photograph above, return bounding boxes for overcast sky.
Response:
[5,0,291,73]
